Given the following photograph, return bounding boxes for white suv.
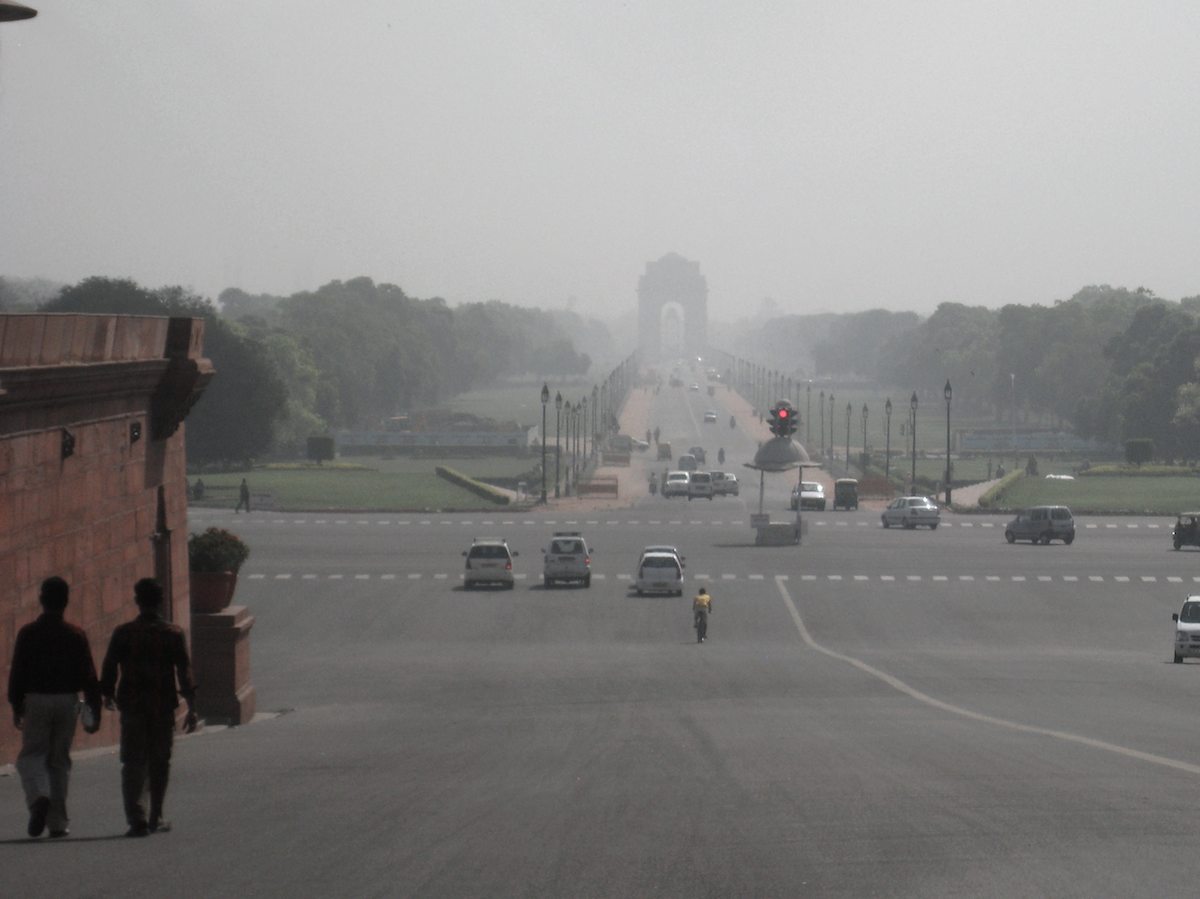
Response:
[462,538,518,589]
[542,532,592,587]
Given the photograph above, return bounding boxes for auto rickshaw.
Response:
[832,478,859,511]
[1173,512,1200,550]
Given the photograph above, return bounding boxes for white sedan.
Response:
[881,496,941,529]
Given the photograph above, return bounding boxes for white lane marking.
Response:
[1168,576,1183,583]
[593,574,606,580]
[854,575,870,581]
[354,574,369,580]
[408,574,421,580]
[1011,576,1025,582]
[981,523,995,528]
[801,575,817,581]
[396,521,410,526]
[302,574,317,580]
[828,575,842,581]
[986,576,1000,582]
[606,520,619,525]
[1063,576,1078,582]
[750,574,764,580]
[1106,524,1118,529]
[1115,576,1130,582]
[775,577,1200,777]
[933,575,948,582]
[1038,576,1052,582]
[419,521,431,526]
[906,575,921,582]
[617,574,632,581]
[1085,524,1097,529]
[649,520,662,526]
[358,521,370,526]
[960,523,973,528]
[329,574,343,580]
[959,575,975,581]
[722,574,737,580]
[1142,576,1157,583]
[247,574,265,580]
[381,574,396,580]
[881,575,895,582]
[377,521,391,526]
[434,573,448,580]
[1090,576,1104,582]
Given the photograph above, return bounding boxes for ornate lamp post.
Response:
[845,402,851,475]
[591,385,598,450]
[861,403,868,470]
[554,391,563,498]
[806,382,812,446]
[819,390,825,458]
[581,396,589,463]
[884,397,893,484]
[944,379,953,506]
[910,391,919,493]
[829,392,835,460]
[565,401,574,494]
[540,384,549,503]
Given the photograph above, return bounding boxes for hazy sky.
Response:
[2,1,1198,321]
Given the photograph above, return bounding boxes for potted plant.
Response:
[188,527,250,613]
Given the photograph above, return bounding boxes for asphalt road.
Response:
[5,386,1200,896]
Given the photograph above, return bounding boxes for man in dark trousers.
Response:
[7,576,102,838]
[235,478,250,513]
[100,578,198,837]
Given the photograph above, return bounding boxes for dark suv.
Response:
[1005,506,1075,545]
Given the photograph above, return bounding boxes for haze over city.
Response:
[2,1,1198,320]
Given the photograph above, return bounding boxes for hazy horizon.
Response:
[2,2,1198,320]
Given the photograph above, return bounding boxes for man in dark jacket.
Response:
[7,576,102,838]
[100,578,198,837]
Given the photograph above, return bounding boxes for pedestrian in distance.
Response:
[100,578,198,837]
[7,576,102,839]
[235,478,250,513]
[693,587,713,643]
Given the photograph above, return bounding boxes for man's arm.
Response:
[99,628,122,710]
[173,630,199,733]
[7,629,28,729]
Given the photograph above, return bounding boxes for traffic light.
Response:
[770,401,798,438]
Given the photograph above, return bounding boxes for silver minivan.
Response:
[1005,505,1075,545]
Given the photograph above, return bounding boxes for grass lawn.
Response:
[189,455,539,512]
[995,474,1200,515]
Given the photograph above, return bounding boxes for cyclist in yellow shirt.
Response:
[693,587,713,643]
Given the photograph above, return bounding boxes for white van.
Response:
[687,471,714,500]
[662,471,690,498]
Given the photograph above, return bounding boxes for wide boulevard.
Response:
[5,383,1200,897]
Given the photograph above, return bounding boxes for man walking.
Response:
[7,576,102,838]
[100,578,198,837]
[692,586,713,643]
[235,478,250,513]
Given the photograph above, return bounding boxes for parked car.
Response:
[635,551,684,596]
[790,481,825,511]
[703,410,718,423]
[662,471,690,497]
[687,446,707,465]
[1173,512,1200,550]
[462,538,518,588]
[711,471,739,496]
[1172,597,1200,662]
[687,471,714,500]
[542,531,591,587]
[1004,505,1075,545]
[881,496,940,529]
[677,453,698,472]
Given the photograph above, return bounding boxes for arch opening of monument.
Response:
[637,252,708,363]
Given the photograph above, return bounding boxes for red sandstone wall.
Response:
[0,314,211,764]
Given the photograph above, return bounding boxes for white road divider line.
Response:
[775,576,1200,777]
[749,574,764,580]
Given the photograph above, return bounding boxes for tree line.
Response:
[27,276,598,467]
[732,285,1200,460]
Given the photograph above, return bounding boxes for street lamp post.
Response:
[1010,372,1017,473]
[581,396,588,464]
[910,391,919,493]
[829,392,835,461]
[884,397,893,485]
[806,382,812,446]
[554,391,563,499]
[861,403,868,471]
[944,380,952,507]
[819,390,825,458]
[540,384,549,503]
[845,402,851,475]
[591,385,598,450]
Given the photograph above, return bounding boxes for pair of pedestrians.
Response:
[7,577,198,838]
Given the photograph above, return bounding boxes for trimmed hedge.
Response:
[1079,464,1200,477]
[976,470,1024,509]
[435,465,511,505]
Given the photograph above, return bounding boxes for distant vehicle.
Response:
[638,545,686,568]
[688,383,700,392]
[635,551,684,596]
[1005,505,1075,545]
[703,410,718,423]
[790,481,825,511]
[662,471,690,497]
[832,478,859,511]
[677,453,698,472]
[881,496,940,530]
[1173,512,1200,550]
[542,531,591,587]
[710,471,739,496]
[687,471,714,500]
[1173,597,1200,662]
[462,538,518,588]
[687,446,707,465]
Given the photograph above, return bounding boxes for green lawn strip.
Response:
[994,474,1200,515]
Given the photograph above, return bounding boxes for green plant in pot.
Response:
[189,527,250,613]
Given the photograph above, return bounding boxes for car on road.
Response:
[677,453,698,472]
[638,545,686,570]
[635,551,684,596]
[687,471,714,500]
[688,383,700,392]
[1172,597,1200,662]
[710,471,739,496]
[542,531,591,587]
[662,470,690,497]
[790,481,825,511]
[1173,512,1200,550]
[462,538,518,588]
[687,446,707,465]
[881,496,941,529]
[1005,505,1075,545]
[703,410,718,423]
[832,478,859,510]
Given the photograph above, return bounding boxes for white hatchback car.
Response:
[635,551,684,596]
[662,471,690,498]
[1172,597,1200,663]
[462,538,518,588]
[881,496,941,530]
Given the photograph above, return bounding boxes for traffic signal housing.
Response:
[770,401,798,438]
